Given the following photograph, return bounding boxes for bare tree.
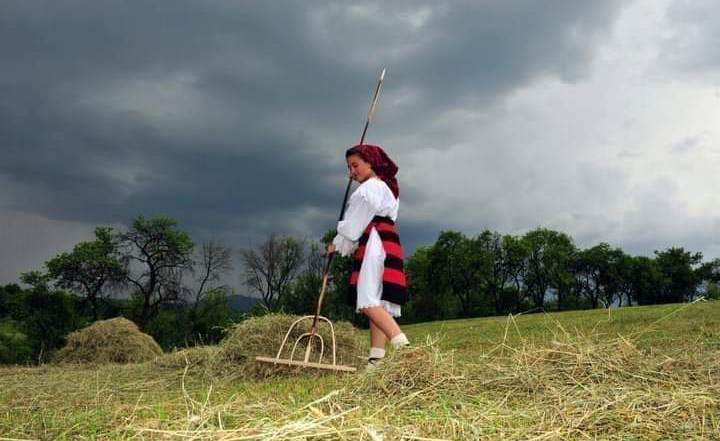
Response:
[190,239,233,312]
[240,235,305,311]
[119,216,194,327]
[278,242,327,315]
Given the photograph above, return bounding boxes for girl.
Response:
[327,144,410,368]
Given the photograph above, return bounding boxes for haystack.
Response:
[53,317,163,364]
[211,314,367,379]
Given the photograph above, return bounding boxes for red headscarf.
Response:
[346,144,399,198]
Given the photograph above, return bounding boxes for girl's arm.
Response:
[332,186,380,257]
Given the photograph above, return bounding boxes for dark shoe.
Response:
[366,357,384,371]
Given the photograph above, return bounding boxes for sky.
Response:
[1,0,719,288]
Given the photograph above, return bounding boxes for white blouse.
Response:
[332,177,401,316]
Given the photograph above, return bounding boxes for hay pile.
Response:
[211,314,367,379]
[53,317,163,364]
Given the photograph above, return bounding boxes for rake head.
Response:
[255,315,356,372]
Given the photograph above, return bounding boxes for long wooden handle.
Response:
[312,69,386,330]
[310,252,335,331]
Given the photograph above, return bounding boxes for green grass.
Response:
[407,301,720,356]
[1,301,719,440]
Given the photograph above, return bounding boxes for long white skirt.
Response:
[356,227,402,317]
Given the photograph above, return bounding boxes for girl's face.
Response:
[346,154,375,183]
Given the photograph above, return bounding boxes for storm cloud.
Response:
[1,0,718,286]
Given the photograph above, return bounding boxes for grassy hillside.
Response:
[1,301,718,440]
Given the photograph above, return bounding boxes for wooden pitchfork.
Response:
[254,256,355,372]
[255,69,386,372]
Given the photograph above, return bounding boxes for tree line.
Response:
[402,229,719,322]
[1,216,719,364]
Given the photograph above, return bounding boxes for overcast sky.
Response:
[1,0,719,288]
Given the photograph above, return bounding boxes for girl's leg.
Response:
[369,319,387,349]
[367,320,387,367]
[362,306,401,339]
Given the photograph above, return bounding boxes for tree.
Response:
[0,318,33,364]
[0,284,24,319]
[405,246,456,322]
[574,243,622,308]
[45,227,126,320]
[709,259,720,283]
[654,247,703,303]
[522,228,575,310]
[608,252,634,306]
[0,284,32,364]
[427,231,479,317]
[190,288,232,344]
[240,235,305,311]
[280,242,327,316]
[502,235,528,312]
[278,231,358,324]
[697,258,720,301]
[627,256,662,305]
[599,246,626,307]
[189,239,233,313]
[473,231,513,315]
[697,258,720,284]
[177,238,234,345]
[706,283,720,301]
[18,272,83,362]
[119,216,194,327]
[574,243,631,308]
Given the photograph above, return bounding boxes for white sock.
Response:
[390,333,410,349]
[368,347,386,360]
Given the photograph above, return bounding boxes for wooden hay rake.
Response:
[255,270,356,372]
[256,69,386,374]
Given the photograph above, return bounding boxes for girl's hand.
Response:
[326,244,336,257]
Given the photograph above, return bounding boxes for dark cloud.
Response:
[0,1,630,284]
[664,0,720,75]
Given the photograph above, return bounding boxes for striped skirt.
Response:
[349,216,408,308]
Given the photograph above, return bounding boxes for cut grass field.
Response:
[1,301,719,440]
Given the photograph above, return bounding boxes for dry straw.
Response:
[210,313,367,379]
[153,346,221,369]
[351,337,464,399]
[473,314,720,439]
[52,317,162,364]
[129,313,719,440]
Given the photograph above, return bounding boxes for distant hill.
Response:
[227,294,261,311]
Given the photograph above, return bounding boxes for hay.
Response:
[486,332,720,392]
[53,317,163,364]
[211,314,367,379]
[152,346,221,369]
[124,333,719,440]
[477,330,720,439]
[352,337,463,398]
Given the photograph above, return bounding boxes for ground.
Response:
[1,301,719,440]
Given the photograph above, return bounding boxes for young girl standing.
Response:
[327,144,410,368]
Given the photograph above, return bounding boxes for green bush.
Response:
[706,283,720,301]
[0,319,33,364]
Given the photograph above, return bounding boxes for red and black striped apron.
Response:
[349,216,408,306]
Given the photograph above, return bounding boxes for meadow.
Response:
[1,301,719,440]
